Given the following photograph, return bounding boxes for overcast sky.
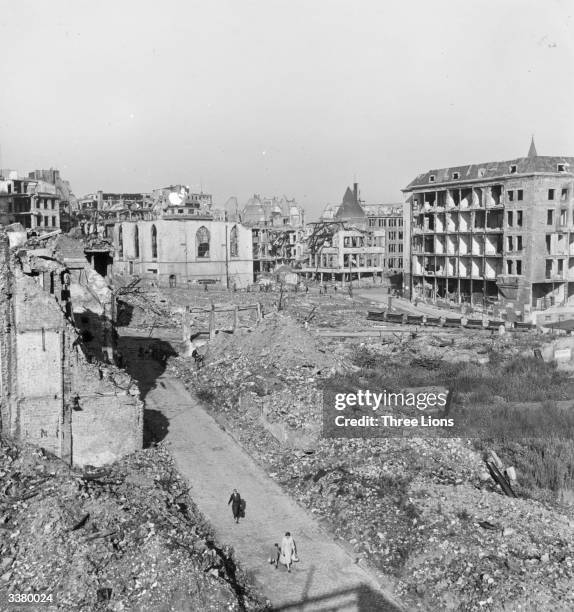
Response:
[0,0,573,220]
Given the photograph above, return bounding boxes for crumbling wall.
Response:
[0,241,143,467]
[67,347,142,466]
[71,394,142,467]
[0,231,13,435]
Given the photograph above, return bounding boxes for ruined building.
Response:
[226,194,306,277]
[403,141,574,308]
[112,219,253,288]
[363,203,405,277]
[0,172,60,232]
[300,183,387,284]
[0,230,143,467]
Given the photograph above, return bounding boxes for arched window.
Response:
[134,225,139,258]
[151,224,157,258]
[196,226,210,258]
[118,226,123,258]
[230,225,239,258]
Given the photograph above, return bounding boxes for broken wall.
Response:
[0,235,143,467]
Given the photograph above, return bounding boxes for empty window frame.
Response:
[196,226,210,258]
[507,211,513,226]
[558,163,565,172]
[509,165,517,174]
[517,236,523,251]
[230,225,239,257]
[546,235,552,253]
[134,225,139,258]
[545,260,553,278]
[516,260,522,275]
[548,189,555,200]
[151,224,157,258]
[561,188,568,201]
[508,190,514,202]
[452,172,459,180]
[516,211,523,226]
[517,189,523,201]
[429,175,436,183]
[547,210,554,225]
[507,236,514,251]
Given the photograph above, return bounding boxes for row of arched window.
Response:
[118,225,239,259]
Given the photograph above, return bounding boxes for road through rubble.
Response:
[143,372,404,611]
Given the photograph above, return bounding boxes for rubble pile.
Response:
[116,291,180,329]
[0,440,266,611]
[168,312,353,443]
[205,311,343,373]
[399,479,574,610]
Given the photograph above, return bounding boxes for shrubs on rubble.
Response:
[351,347,574,500]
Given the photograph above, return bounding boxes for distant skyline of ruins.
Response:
[1,1,573,218]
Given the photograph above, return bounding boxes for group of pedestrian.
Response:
[227,489,299,573]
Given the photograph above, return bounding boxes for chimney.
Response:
[353,182,358,204]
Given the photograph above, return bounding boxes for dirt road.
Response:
[139,365,404,611]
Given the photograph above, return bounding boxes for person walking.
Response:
[269,543,281,569]
[228,489,242,524]
[279,532,297,573]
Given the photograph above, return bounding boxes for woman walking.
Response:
[279,532,297,573]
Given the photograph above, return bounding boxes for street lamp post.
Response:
[222,225,230,290]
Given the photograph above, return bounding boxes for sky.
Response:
[0,0,573,220]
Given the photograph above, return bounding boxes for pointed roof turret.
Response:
[528,136,538,158]
[335,185,365,221]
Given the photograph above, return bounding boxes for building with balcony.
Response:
[403,140,574,308]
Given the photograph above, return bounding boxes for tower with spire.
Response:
[528,136,537,158]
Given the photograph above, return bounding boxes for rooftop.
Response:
[404,139,574,190]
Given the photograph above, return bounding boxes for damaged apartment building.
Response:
[0,228,142,467]
[403,140,574,309]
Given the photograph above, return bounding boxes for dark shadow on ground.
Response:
[271,582,403,612]
[117,334,178,447]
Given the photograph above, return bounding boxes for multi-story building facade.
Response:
[403,141,574,308]
[0,172,60,232]
[363,203,404,275]
[299,223,386,284]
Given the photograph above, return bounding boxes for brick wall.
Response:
[0,241,143,467]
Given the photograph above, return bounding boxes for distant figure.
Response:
[269,543,281,569]
[228,489,242,524]
[204,283,208,292]
[191,348,204,369]
[279,532,297,573]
